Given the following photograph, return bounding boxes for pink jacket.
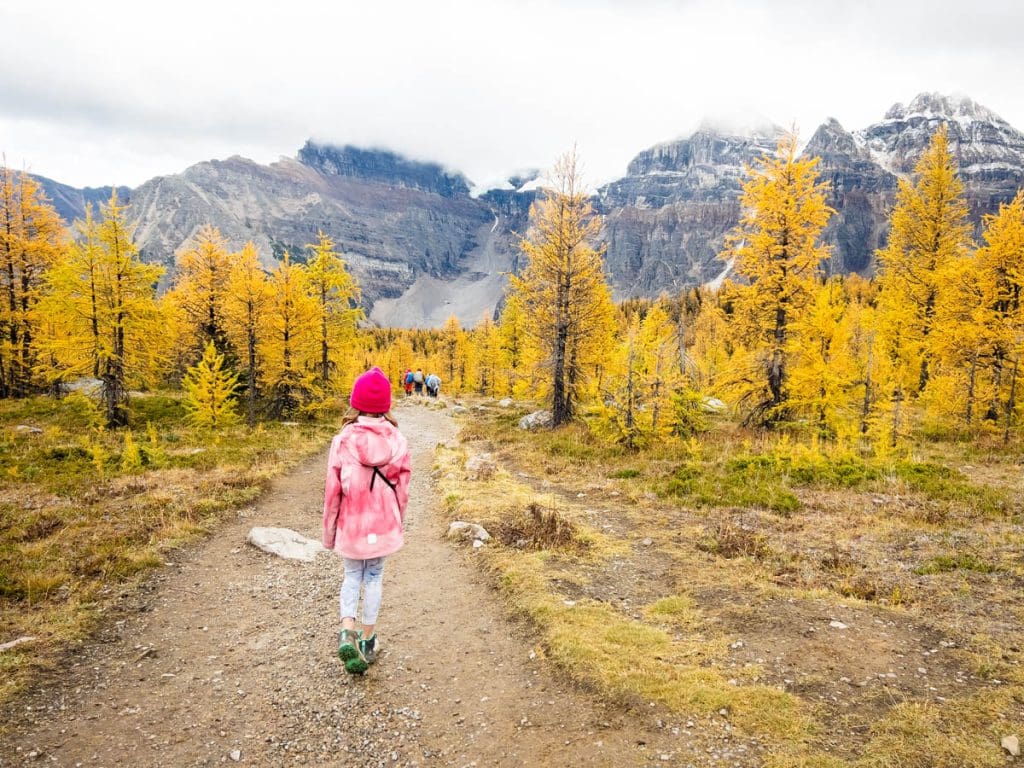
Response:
[322,417,412,560]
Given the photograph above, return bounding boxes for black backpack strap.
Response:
[370,465,398,497]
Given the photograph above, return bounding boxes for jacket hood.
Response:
[340,418,401,467]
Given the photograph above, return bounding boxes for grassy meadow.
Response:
[441,401,1024,766]
[0,392,336,707]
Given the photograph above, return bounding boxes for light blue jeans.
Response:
[340,557,385,625]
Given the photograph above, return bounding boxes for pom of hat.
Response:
[350,367,392,413]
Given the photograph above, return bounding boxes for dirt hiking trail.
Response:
[1,403,688,767]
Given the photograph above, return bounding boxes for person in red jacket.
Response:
[322,367,412,674]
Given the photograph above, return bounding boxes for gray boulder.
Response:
[247,527,327,562]
[518,410,552,430]
[465,453,497,480]
[447,521,491,543]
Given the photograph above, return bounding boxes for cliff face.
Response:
[803,118,897,274]
[597,124,784,294]
[594,94,1024,293]
[126,149,491,301]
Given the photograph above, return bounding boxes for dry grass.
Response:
[443,404,1024,766]
[0,393,337,707]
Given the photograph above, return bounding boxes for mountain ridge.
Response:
[21,91,1024,326]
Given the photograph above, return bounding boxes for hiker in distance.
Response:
[412,368,425,395]
[425,372,441,398]
[322,367,412,674]
[403,368,414,397]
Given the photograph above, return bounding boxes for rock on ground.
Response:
[447,521,491,543]
[518,410,552,430]
[1003,735,1020,757]
[247,527,326,562]
[464,453,497,480]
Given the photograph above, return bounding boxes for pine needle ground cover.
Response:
[446,403,1024,766]
[0,393,335,707]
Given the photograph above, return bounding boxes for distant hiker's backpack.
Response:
[405,371,414,384]
[413,371,424,384]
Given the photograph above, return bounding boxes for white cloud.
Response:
[1,0,1022,188]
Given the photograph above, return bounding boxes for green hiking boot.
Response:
[344,651,369,675]
[338,628,362,663]
[359,634,378,665]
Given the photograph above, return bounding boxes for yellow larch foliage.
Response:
[305,230,362,389]
[974,190,1024,439]
[36,193,164,426]
[497,292,529,397]
[183,341,240,431]
[876,126,973,395]
[261,252,318,418]
[472,314,503,397]
[718,132,833,425]
[223,242,272,426]
[637,301,682,437]
[0,168,65,397]
[169,224,234,361]
[509,149,616,425]
[787,278,859,439]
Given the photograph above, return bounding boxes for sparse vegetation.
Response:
[445,405,1024,766]
[0,393,336,704]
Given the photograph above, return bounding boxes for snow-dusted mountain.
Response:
[28,92,1024,325]
[598,92,1024,293]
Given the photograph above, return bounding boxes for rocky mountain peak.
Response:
[885,92,1003,125]
[806,118,859,156]
[297,141,471,199]
[861,92,1024,180]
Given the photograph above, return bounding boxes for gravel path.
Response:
[0,402,685,767]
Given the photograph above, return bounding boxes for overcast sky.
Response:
[2,0,1023,189]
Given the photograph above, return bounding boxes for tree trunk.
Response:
[1004,354,1019,444]
[890,386,903,449]
[860,347,874,435]
[965,353,977,426]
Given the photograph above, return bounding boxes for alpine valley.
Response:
[37,93,1024,327]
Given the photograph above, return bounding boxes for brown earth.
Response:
[0,402,700,767]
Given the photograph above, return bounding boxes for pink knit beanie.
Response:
[350,367,392,413]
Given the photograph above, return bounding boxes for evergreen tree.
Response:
[261,252,318,418]
[876,126,973,394]
[0,168,65,397]
[719,132,833,425]
[37,193,163,426]
[223,242,271,426]
[509,149,615,426]
[183,341,240,430]
[170,225,234,360]
[305,231,361,388]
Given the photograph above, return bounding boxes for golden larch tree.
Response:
[223,242,272,426]
[261,252,318,417]
[509,149,615,426]
[37,193,164,426]
[170,225,234,362]
[305,231,361,389]
[0,168,65,397]
[875,126,973,394]
[719,132,833,425]
[183,341,240,431]
[974,190,1024,439]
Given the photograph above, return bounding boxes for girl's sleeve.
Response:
[322,436,342,550]
[394,438,413,522]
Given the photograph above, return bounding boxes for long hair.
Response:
[341,407,399,428]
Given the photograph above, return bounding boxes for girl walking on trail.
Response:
[322,367,412,674]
